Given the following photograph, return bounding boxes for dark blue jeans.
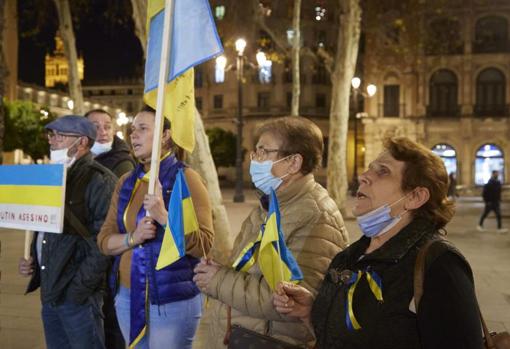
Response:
[41,295,105,349]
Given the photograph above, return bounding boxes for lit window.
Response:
[258,60,272,84]
[314,6,326,21]
[431,144,457,176]
[475,144,504,185]
[215,6,225,20]
[286,29,295,46]
[215,56,227,83]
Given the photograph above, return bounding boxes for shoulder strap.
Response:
[413,238,495,348]
[64,206,97,250]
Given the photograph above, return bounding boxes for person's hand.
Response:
[132,216,157,245]
[19,257,34,277]
[143,181,168,225]
[193,258,221,293]
[273,281,314,322]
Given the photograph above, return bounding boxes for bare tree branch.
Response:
[317,47,334,75]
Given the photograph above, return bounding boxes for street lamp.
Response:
[233,38,247,203]
[351,77,377,193]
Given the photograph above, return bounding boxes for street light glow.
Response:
[351,77,361,89]
[367,84,377,97]
[67,99,74,110]
[235,38,247,56]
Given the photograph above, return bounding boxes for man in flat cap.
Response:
[18,115,117,349]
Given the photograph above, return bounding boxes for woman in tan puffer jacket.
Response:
[193,116,349,348]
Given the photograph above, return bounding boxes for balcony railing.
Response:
[426,105,461,117]
[474,104,510,117]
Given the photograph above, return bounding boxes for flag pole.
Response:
[24,230,33,260]
[148,0,175,197]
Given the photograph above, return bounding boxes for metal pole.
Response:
[351,90,359,195]
[233,54,245,203]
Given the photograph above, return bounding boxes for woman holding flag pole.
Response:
[193,116,349,348]
[97,106,214,349]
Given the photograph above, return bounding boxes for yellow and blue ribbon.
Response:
[345,269,383,331]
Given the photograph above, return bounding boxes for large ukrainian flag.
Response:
[0,164,65,233]
[144,0,223,153]
[156,168,199,270]
[258,189,303,290]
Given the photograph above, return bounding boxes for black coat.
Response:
[311,217,482,349]
[26,153,117,305]
[94,136,135,177]
[482,178,502,203]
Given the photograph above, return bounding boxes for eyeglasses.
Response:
[47,131,80,142]
[250,147,283,161]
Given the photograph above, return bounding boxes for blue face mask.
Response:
[249,157,290,195]
[356,196,407,238]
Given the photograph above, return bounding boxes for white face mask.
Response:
[50,138,80,167]
[91,140,113,156]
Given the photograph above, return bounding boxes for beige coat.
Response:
[204,174,349,348]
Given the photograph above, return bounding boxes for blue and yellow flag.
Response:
[156,168,199,270]
[258,189,303,290]
[144,0,223,153]
[232,231,262,272]
[0,164,65,233]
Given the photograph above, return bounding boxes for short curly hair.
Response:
[254,116,324,175]
[383,136,455,229]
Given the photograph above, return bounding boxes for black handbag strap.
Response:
[64,205,97,251]
[413,238,496,348]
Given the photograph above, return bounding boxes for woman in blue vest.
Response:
[98,105,214,349]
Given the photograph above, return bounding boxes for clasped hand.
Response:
[193,258,221,293]
[143,181,167,226]
[273,281,314,325]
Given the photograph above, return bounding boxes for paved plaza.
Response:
[1,190,509,349]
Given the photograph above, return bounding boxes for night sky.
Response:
[18,0,144,86]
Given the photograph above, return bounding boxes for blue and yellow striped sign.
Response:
[0,164,66,233]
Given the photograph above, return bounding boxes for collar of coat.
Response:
[259,173,316,211]
[346,216,437,265]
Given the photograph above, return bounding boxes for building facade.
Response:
[362,0,510,193]
[196,0,340,183]
[45,36,84,88]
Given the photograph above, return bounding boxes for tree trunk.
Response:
[290,0,301,116]
[130,0,147,56]
[0,0,8,164]
[186,110,233,264]
[53,0,84,114]
[327,0,361,211]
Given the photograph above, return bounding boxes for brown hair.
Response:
[254,116,324,175]
[383,136,455,229]
[138,105,182,159]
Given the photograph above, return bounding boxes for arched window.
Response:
[431,144,457,175]
[475,68,506,116]
[474,16,508,53]
[475,144,504,185]
[428,69,459,116]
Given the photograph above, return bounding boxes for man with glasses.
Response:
[18,115,117,349]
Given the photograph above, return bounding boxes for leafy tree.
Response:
[206,127,236,168]
[4,100,56,161]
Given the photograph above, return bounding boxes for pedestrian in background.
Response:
[447,172,457,201]
[478,170,507,233]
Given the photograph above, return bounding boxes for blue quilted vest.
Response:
[109,154,200,305]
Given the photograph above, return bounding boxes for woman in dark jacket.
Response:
[273,137,482,349]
